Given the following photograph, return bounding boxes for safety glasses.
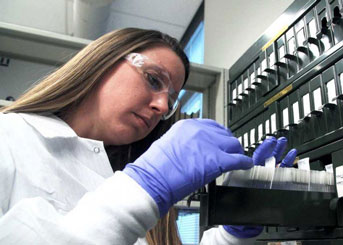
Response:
[125,53,179,120]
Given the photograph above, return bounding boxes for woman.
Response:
[0,28,294,244]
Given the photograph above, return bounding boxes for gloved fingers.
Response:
[280,148,297,167]
[218,152,253,172]
[252,137,277,166]
[169,119,242,154]
[194,118,233,136]
[218,136,244,154]
[272,137,288,163]
[223,225,264,238]
[194,133,244,155]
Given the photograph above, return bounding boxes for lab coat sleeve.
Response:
[0,136,16,217]
[200,226,257,245]
[0,171,159,244]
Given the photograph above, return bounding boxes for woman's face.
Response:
[86,45,185,145]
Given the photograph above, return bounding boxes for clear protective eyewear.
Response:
[125,53,179,120]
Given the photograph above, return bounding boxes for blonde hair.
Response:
[146,207,182,245]
[1,28,189,244]
[0,28,189,115]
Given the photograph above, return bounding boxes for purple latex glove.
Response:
[253,137,297,166]
[279,149,297,167]
[224,137,297,238]
[223,225,264,239]
[123,119,253,216]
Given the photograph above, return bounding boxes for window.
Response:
[181,1,204,64]
[184,21,204,64]
[178,2,204,118]
[176,5,203,240]
[179,90,203,117]
[176,209,200,245]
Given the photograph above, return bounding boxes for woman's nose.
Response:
[150,93,169,116]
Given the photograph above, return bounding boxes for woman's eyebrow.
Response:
[147,63,172,82]
[152,66,179,93]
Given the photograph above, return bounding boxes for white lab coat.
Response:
[0,112,255,244]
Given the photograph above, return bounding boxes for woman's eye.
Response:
[146,73,163,91]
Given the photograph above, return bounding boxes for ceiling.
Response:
[105,0,203,41]
[0,0,202,42]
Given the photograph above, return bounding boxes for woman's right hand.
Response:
[253,136,297,167]
[123,119,253,216]
[223,137,298,239]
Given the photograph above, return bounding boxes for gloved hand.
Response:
[123,119,253,216]
[223,137,298,238]
[253,136,297,167]
[223,225,264,239]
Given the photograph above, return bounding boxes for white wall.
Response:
[204,0,294,69]
[0,0,72,100]
[0,0,73,35]
[0,59,56,100]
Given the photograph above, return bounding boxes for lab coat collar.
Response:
[18,113,113,179]
[19,113,78,139]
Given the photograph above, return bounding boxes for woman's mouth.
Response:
[134,113,150,129]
